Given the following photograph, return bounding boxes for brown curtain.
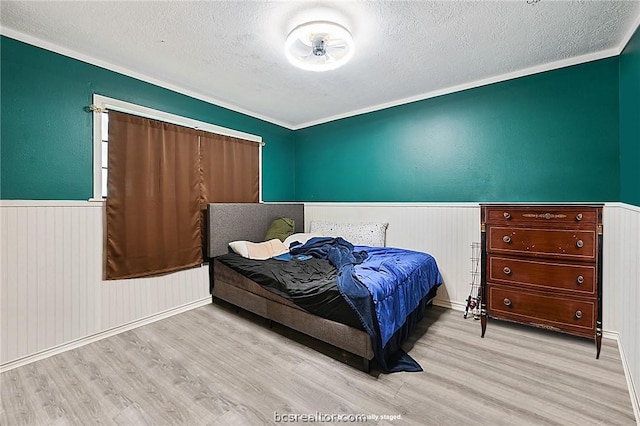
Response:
[200,132,260,204]
[106,112,201,280]
[198,132,259,260]
[106,112,261,280]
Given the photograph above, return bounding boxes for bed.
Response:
[206,203,442,372]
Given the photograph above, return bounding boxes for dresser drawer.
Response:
[488,286,595,336]
[485,206,598,226]
[488,226,596,260]
[488,256,595,295]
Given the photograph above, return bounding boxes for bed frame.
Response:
[206,203,375,372]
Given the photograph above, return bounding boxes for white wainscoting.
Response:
[304,202,639,418]
[0,201,210,369]
[602,203,640,420]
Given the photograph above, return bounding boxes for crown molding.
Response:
[2,17,636,132]
[0,27,295,130]
[618,11,640,54]
[292,48,620,130]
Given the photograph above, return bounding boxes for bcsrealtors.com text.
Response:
[273,412,402,422]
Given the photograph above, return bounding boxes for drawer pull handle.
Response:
[575,310,583,320]
[503,235,511,244]
[577,275,584,285]
[503,212,511,219]
[576,239,584,248]
[503,298,512,307]
[503,267,512,275]
[576,213,583,221]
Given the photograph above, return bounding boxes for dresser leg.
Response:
[596,330,602,359]
[481,312,487,337]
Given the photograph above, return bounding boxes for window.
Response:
[91,94,263,202]
[91,95,263,279]
[101,112,108,198]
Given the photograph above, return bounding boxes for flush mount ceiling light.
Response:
[285,21,354,72]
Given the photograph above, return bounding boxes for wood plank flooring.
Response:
[1,302,636,425]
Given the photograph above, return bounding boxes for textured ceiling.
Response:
[2,1,639,129]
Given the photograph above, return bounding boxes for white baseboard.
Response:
[434,299,467,312]
[0,297,211,373]
[615,333,640,424]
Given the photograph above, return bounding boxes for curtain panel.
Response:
[106,112,259,280]
[200,132,260,205]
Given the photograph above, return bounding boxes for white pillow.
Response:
[283,232,322,249]
[228,240,250,258]
[309,221,389,247]
[228,239,289,260]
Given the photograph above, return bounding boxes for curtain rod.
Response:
[87,104,266,147]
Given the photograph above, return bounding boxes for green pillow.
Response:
[265,217,295,242]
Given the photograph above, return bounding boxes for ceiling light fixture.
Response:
[285,21,354,72]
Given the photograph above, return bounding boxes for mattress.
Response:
[215,253,364,329]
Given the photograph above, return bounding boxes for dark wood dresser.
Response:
[480,204,603,357]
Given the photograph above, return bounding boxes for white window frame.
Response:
[90,94,263,202]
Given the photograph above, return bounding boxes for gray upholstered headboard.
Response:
[207,203,304,258]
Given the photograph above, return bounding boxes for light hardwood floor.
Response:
[1,302,636,425]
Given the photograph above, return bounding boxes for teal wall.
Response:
[619,27,640,207]
[294,59,620,202]
[1,36,629,204]
[0,36,296,201]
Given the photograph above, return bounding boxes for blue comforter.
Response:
[354,245,442,347]
[291,237,442,372]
